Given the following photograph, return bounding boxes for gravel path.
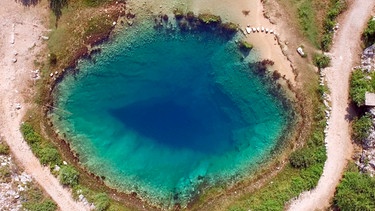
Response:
[0,1,89,210]
[288,1,375,210]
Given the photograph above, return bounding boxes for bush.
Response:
[59,165,79,187]
[38,147,60,166]
[363,19,375,46]
[289,148,317,169]
[313,53,331,68]
[335,172,375,211]
[0,142,10,155]
[0,166,11,182]
[352,114,372,142]
[21,123,42,145]
[320,0,347,51]
[349,69,372,106]
[94,193,110,211]
[238,40,253,52]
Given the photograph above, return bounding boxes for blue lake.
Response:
[53,23,290,206]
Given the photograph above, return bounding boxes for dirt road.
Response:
[288,1,375,210]
[0,0,89,210]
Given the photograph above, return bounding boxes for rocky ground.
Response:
[356,107,375,177]
[0,145,33,210]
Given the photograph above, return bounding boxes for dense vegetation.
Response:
[349,69,375,106]
[313,53,331,68]
[335,164,375,211]
[352,114,372,143]
[321,0,347,51]
[363,18,375,47]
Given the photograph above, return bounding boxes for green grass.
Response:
[297,1,319,46]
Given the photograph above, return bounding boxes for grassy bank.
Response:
[276,0,346,50]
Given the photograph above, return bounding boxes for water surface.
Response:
[53,23,290,206]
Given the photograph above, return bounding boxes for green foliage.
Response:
[352,114,372,142]
[23,199,58,211]
[335,172,375,211]
[289,148,316,168]
[197,13,222,24]
[349,69,373,106]
[313,53,331,68]
[297,2,319,46]
[59,165,79,187]
[21,123,42,145]
[321,33,333,52]
[38,147,61,166]
[94,193,110,211]
[21,122,63,167]
[363,18,375,46]
[0,166,11,182]
[238,40,253,52]
[22,183,57,211]
[0,142,10,155]
[320,0,347,51]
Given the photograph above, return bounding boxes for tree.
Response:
[59,165,79,187]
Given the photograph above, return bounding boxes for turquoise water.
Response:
[53,23,290,206]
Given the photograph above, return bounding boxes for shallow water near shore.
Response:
[53,21,290,206]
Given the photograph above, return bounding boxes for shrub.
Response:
[320,0,347,51]
[321,33,333,51]
[0,166,11,182]
[289,148,316,169]
[59,165,79,187]
[349,69,371,106]
[38,147,60,166]
[335,172,375,211]
[94,193,110,211]
[238,40,253,52]
[0,142,10,155]
[21,123,42,145]
[352,114,372,142]
[313,53,331,68]
[363,18,375,46]
[197,13,222,25]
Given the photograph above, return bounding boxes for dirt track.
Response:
[0,0,89,210]
[288,1,375,210]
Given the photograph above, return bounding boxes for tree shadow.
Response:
[15,0,68,25]
[15,0,41,7]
